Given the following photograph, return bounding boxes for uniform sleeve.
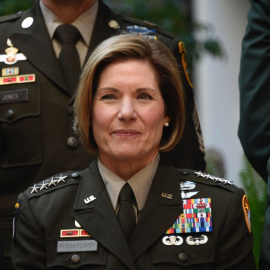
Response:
[238,0,270,181]
[12,193,46,270]
[163,36,206,172]
[215,188,256,270]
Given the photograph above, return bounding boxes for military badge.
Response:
[0,38,27,65]
[162,235,183,246]
[242,195,251,234]
[178,41,193,88]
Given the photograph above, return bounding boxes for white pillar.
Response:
[192,0,250,186]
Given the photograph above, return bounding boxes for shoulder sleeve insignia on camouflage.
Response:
[178,41,193,88]
[242,194,251,234]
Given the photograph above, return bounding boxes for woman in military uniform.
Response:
[12,34,256,270]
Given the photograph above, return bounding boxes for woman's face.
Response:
[92,59,170,166]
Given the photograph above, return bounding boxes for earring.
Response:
[165,122,169,127]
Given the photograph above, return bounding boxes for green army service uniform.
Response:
[0,0,206,266]
[238,0,270,269]
[12,155,255,269]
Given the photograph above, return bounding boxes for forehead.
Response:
[99,59,157,80]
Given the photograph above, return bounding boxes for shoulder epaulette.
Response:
[119,14,175,40]
[0,11,22,24]
[178,168,237,192]
[25,171,82,199]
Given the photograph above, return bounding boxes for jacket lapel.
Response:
[130,157,183,259]
[86,0,122,60]
[9,1,68,93]
[73,160,137,270]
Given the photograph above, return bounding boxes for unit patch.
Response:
[242,195,251,234]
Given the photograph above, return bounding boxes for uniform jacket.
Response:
[238,0,270,269]
[12,156,255,270]
[0,0,205,262]
[238,0,270,182]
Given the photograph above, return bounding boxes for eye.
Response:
[100,94,117,100]
[138,93,153,100]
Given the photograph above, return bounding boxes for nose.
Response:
[118,98,137,121]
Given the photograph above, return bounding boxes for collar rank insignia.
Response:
[194,171,233,185]
[84,195,96,204]
[165,198,212,234]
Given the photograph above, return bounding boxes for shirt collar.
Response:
[39,0,98,46]
[98,154,160,212]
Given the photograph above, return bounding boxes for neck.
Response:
[99,152,159,181]
[42,0,96,24]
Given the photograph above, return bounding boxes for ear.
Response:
[163,115,171,126]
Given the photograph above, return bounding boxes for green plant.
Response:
[240,156,267,269]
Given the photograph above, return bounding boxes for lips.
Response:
[112,130,141,137]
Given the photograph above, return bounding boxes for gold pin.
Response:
[161,192,172,199]
[108,20,120,29]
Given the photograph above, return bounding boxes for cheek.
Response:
[92,105,114,133]
[144,108,166,131]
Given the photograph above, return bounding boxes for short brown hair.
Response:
[74,34,185,153]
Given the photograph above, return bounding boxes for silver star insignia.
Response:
[39,181,48,191]
[194,171,204,178]
[30,184,39,194]
[55,174,67,184]
[48,177,57,187]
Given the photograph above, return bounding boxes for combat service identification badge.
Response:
[242,195,251,234]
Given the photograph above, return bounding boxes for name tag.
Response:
[57,240,98,253]
[0,89,28,104]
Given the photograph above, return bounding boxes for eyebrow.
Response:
[97,87,157,93]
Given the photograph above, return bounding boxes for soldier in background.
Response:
[238,0,270,269]
[0,0,205,268]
